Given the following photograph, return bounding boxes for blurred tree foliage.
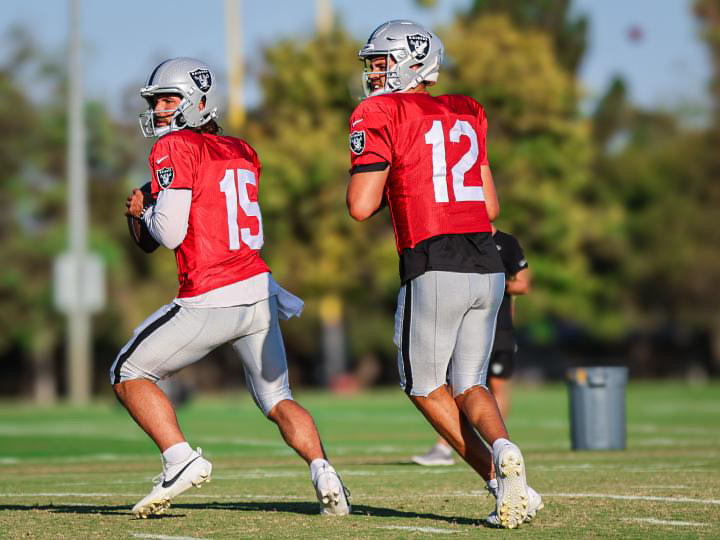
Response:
[469,0,588,74]
[0,28,176,397]
[437,14,623,338]
[246,29,400,375]
[3,0,720,397]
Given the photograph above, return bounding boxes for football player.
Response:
[112,57,349,518]
[346,21,541,528]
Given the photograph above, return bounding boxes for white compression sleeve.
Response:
[143,188,192,249]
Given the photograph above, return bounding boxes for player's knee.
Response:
[258,388,294,417]
[453,383,489,404]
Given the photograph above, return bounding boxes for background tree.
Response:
[469,0,588,74]
[438,14,623,338]
[248,29,399,383]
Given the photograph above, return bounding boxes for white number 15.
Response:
[219,168,264,250]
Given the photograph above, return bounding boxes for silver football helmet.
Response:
[358,20,444,97]
[139,57,219,138]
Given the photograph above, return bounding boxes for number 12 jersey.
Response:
[349,93,503,282]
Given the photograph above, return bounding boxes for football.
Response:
[127,182,160,253]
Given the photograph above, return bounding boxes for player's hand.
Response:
[125,188,146,219]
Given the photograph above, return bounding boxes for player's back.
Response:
[350,93,493,252]
[149,130,269,297]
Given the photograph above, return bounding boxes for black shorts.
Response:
[488,348,516,379]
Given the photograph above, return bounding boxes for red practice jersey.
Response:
[149,130,269,297]
[349,93,493,252]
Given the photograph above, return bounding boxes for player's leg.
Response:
[110,303,212,450]
[110,303,227,517]
[232,296,349,515]
[451,272,530,528]
[408,387,493,479]
[488,374,511,419]
[487,344,516,419]
[396,271,494,480]
[113,379,184,450]
[451,272,507,444]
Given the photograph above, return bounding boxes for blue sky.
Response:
[0,0,711,116]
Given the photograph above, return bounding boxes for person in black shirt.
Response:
[486,226,530,417]
[411,226,530,465]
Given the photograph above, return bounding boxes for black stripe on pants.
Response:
[112,304,182,385]
[402,281,413,395]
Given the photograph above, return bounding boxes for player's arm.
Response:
[506,267,530,296]
[142,189,191,249]
[347,165,389,221]
[481,165,499,221]
[126,186,191,250]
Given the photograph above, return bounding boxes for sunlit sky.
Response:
[0,0,711,116]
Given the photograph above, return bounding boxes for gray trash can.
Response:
[566,366,628,450]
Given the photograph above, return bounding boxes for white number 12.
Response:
[424,119,485,203]
[219,168,264,250]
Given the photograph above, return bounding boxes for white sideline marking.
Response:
[547,493,720,505]
[379,526,456,534]
[623,517,706,527]
[133,534,210,540]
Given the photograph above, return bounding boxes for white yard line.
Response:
[132,534,210,540]
[379,526,456,534]
[623,517,706,527]
[547,492,720,505]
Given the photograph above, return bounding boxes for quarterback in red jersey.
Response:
[346,21,541,528]
[113,57,349,518]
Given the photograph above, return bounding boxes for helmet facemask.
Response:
[138,93,193,138]
[361,50,423,97]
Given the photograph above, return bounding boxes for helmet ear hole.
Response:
[199,95,207,112]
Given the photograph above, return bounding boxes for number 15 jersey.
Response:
[149,130,269,298]
[349,93,494,252]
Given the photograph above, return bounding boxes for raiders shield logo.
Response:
[406,33,430,60]
[189,68,212,92]
[349,130,366,155]
[156,167,174,189]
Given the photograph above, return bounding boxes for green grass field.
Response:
[1,382,719,539]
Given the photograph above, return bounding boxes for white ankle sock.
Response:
[162,442,193,466]
[310,458,330,481]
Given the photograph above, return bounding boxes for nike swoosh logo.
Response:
[352,119,363,127]
[156,155,169,164]
[161,456,200,488]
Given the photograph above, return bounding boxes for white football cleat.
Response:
[487,486,543,527]
[411,443,455,466]
[312,463,351,516]
[492,441,529,528]
[524,486,544,522]
[132,448,212,519]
